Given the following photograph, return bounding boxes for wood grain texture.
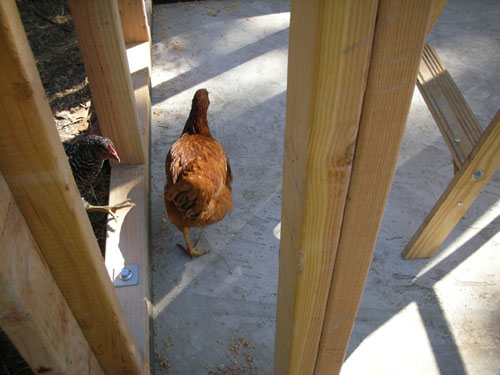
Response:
[403,108,500,259]
[428,0,447,34]
[0,172,104,375]
[104,37,151,373]
[118,0,150,43]
[0,1,142,373]
[105,165,150,375]
[127,42,151,161]
[274,1,378,374]
[314,1,434,373]
[68,0,145,165]
[418,43,482,167]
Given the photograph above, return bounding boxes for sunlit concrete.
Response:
[151,1,500,374]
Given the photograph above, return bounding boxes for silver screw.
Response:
[472,169,485,180]
[454,137,460,143]
[458,201,464,206]
[119,267,133,281]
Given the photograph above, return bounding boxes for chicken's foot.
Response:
[177,227,209,259]
[84,198,135,221]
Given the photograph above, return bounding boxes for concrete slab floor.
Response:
[150,1,500,374]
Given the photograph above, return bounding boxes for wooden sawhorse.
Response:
[403,43,500,259]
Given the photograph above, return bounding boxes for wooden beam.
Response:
[144,0,152,29]
[68,0,145,165]
[103,39,151,373]
[403,108,500,259]
[274,1,379,374]
[118,0,150,43]
[314,1,434,373]
[0,172,104,375]
[417,43,482,167]
[105,165,150,374]
[0,1,142,373]
[126,41,152,160]
[101,38,151,372]
[427,0,447,34]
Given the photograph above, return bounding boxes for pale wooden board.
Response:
[144,0,152,28]
[418,43,483,167]
[68,0,145,165]
[118,0,151,43]
[428,0,448,34]
[0,172,104,375]
[403,108,500,259]
[127,42,152,76]
[314,1,434,373]
[127,41,152,162]
[105,165,150,374]
[104,38,151,374]
[274,1,379,374]
[0,1,142,374]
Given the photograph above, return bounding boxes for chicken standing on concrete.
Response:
[63,134,134,219]
[164,89,232,258]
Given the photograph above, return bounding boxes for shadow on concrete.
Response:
[150,1,500,373]
[344,137,500,374]
[152,28,289,105]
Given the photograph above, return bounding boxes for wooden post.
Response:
[428,0,448,34]
[105,165,150,371]
[314,1,434,373]
[274,1,379,374]
[118,0,150,43]
[126,41,152,160]
[68,0,145,165]
[102,6,152,369]
[403,108,500,259]
[0,1,143,373]
[0,172,104,375]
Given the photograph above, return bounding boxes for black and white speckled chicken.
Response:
[63,134,134,219]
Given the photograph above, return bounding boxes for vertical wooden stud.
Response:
[68,0,145,165]
[0,1,143,373]
[315,1,434,373]
[118,0,151,43]
[274,1,379,374]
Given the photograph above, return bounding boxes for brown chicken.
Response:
[164,89,233,258]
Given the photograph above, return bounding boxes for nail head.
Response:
[472,169,485,180]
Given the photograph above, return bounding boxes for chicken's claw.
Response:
[85,198,136,221]
[178,229,209,258]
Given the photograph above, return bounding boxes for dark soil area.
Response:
[16,0,110,254]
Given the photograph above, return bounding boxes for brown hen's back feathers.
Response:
[164,89,232,230]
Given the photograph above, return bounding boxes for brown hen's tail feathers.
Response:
[165,175,217,221]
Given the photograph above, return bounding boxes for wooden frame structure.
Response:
[6,0,490,374]
[0,0,151,373]
[275,1,446,374]
[402,43,500,259]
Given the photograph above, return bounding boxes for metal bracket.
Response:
[113,264,139,287]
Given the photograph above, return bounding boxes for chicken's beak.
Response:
[108,144,121,163]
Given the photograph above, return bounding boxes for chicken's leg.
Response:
[84,198,135,221]
[177,227,209,258]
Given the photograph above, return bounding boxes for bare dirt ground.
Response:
[16,0,110,254]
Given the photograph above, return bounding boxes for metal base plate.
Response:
[113,264,139,287]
